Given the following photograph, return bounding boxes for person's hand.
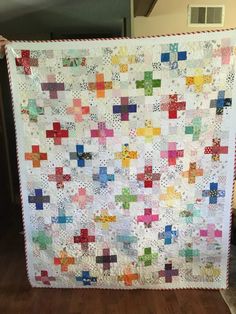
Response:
[0,35,9,59]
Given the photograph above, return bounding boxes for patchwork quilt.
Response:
[6,29,236,289]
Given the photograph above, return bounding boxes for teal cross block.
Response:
[136,71,161,96]
[116,234,137,249]
[185,117,202,141]
[179,244,199,262]
[21,99,44,122]
[179,204,201,224]
[51,206,73,229]
[116,234,138,256]
[138,247,158,266]
[32,230,52,250]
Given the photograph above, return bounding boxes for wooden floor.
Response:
[0,229,231,314]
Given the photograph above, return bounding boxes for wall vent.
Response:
[188,5,225,27]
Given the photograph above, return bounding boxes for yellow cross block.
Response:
[111,47,135,73]
[115,144,138,168]
[136,120,161,143]
[94,209,116,230]
[200,263,221,279]
[160,186,182,207]
[186,69,212,93]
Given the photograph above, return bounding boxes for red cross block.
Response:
[204,138,228,161]
[74,228,95,250]
[137,166,160,188]
[48,167,71,189]
[46,122,69,145]
[15,50,38,75]
[161,94,186,119]
[35,270,56,286]
[25,145,47,168]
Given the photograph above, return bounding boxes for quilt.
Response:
[6,29,236,289]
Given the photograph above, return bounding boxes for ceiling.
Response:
[134,0,158,17]
[0,0,131,38]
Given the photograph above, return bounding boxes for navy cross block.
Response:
[28,189,50,210]
[76,271,97,286]
[202,182,225,204]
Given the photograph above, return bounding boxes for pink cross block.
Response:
[91,122,114,145]
[71,188,94,209]
[200,224,222,243]
[160,142,184,166]
[137,208,159,228]
[213,39,232,65]
[66,99,90,122]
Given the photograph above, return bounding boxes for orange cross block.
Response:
[54,250,75,272]
[88,73,112,98]
[182,162,203,184]
[118,270,139,286]
[25,145,47,167]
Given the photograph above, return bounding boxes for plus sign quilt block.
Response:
[6,29,236,289]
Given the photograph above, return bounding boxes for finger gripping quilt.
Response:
[6,29,236,289]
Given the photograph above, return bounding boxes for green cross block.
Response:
[179,245,199,263]
[21,99,44,122]
[179,204,201,224]
[62,57,85,67]
[136,71,161,96]
[32,230,52,250]
[115,188,137,209]
[185,117,202,141]
[138,247,158,266]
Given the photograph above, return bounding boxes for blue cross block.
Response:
[93,167,114,188]
[215,91,232,115]
[76,271,97,286]
[69,144,92,167]
[202,182,225,204]
[158,225,178,245]
[161,51,187,62]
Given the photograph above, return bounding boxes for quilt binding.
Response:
[5,27,236,290]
